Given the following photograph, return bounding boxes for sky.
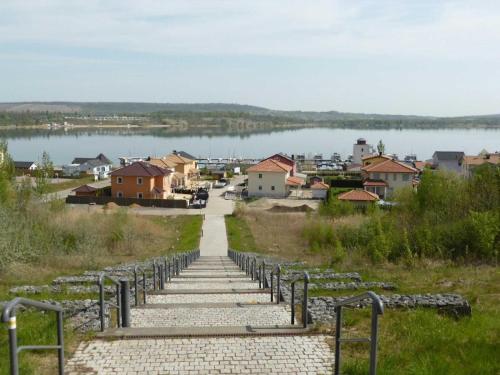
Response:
[0,0,499,116]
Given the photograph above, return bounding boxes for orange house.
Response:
[110,162,172,199]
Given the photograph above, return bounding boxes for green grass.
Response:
[44,176,95,193]
[225,214,257,251]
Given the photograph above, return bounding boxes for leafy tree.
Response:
[377,139,385,154]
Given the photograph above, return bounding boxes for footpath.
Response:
[66,217,334,374]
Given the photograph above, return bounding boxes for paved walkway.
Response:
[199,215,229,256]
[67,256,335,374]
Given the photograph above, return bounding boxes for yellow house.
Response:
[163,153,198,187]
[362,154,392,167]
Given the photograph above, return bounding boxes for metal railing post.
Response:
[335,306,342,375]
[369,303,380,375]
[270,269,274,302]
[8,316,18,375]
[120,280,130,328]
[115,284,121,328]
[291,281,295,325]
[134,267,139,306]
[56,311,64,375]
[99,280,105,332]
[302,272,309,328]
[262,261,266,288]
[276,265,281,304]
[142,271,147,304]
[160,265,165,290]
[258,264,262,288]
[153,260,157,290]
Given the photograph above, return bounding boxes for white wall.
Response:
[248,170,289,197]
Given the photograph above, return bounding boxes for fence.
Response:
[66,195,189,208]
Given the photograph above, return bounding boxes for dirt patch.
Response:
[129,203,142,208]
[267,204,313,213]
[103,202,119,210]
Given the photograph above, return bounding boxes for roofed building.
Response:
[338,189,379,206]
[14,161,37,174]
[247,158,304,198]
[362,158,417,199]
[461,152,500,177]
[110,162,172,199]
[432,151,465,173]
[311,181,330,199]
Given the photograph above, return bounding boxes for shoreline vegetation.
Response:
[0,103,499,136]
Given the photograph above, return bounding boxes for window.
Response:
[402,174,410,181]
[393,173,397,181]
[385,173,389,180]
[271,186,275,191]
[117,191,123,198]
[258,185,262,190]
[373,173,380,179]
[258,174,263,179]
[117,177,123,184]
[137,192,143,199]
[137,177,143,185]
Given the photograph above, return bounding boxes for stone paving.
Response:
[67,336,334,375]
[130,305,293,327]
[147,293,271,304]
[67,254,335,374]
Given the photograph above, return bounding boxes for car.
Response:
[213,180,226,188]
[190,199,206,209]
[196,189,209,200]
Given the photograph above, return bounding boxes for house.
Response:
[361,158,417,199]
[70,153,113,178]
[172,150,197,160]
[263,153,297,176]
[461,152,500,177]
[72,184,98,197]
[163,153,199,187]
[311,181,330,199]
[62,164,82,177]
[119,156,145,167]
[432,151,465,173]
[110,162,172,199]
[246,158,304,198]
[362,154,392,167]
[14,161,37,174]
[352,138,375,164]
[338,189,379,206]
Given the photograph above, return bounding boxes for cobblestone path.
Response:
[67,255,335,374]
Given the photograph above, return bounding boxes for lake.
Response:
[3,128,499,165]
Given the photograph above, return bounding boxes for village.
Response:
[11,138,500,211]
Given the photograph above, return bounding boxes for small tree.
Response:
[377,140,385,155]
[34,151,54,196]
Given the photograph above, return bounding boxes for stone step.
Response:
[172,274,248,279]
[67,335,333,374]
[137,302,277,309]
[149,289,269,295]
[169,279,256,284]
[146,293,271,304]
[165,282,259,290]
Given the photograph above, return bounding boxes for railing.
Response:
[98,273,123,332]
[2,297,64,375]
[334,291,384,375]
[290,272,310,328]
[134,265,147,306]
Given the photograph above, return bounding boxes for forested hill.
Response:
[0,102,499,129]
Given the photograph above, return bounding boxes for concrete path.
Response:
[199,215,229,256]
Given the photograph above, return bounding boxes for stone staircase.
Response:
[67,255,335,374]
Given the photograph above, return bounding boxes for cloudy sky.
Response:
[1,0,499,116]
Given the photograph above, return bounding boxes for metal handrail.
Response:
[134,265,147,306]
[290,271,310,328]
[2,297,64,375]
[97,273,122,332]
[334,291,384,375]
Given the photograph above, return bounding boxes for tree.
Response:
[377,140,385,155]
[34,151,54,196]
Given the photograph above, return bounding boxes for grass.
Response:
[0,213,202,375]
[225,214,257,252]
[44,176,95,193]
[226,210,500,374]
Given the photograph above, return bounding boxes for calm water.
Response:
[3,128,500,165]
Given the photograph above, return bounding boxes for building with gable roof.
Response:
[110,161,172,199]
[361,158,417,199]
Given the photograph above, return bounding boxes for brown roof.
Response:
[247,159,292,173]
[311,181,330,190]
[362,159,417,173]
[362,154,392,161]
[164,153,194,165]
[72,184,98,193]
[338,189,379,202]
[363,179,387,187]
[147,157,177,169]
[286,176,305,186]
[462,154,500,166]
[110,161,171,177]
[413,161,428,171]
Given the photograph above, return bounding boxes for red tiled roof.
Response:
[338,189,379,202]
[462,154,500,166]
[362,154,392,161]
[72,184,98,193]
[247,159,292,173]
[363,179,387,187]
[413,161,428,170]
[311,181,330,190]
[362,159,417,173]
[286,176,305,186]
[110,161,171,177]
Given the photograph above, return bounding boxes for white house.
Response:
[432,151,464,173]
[352,138,375,165]
[362,158,417,199]
[247,159,304,198]
[70,153,113,179]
